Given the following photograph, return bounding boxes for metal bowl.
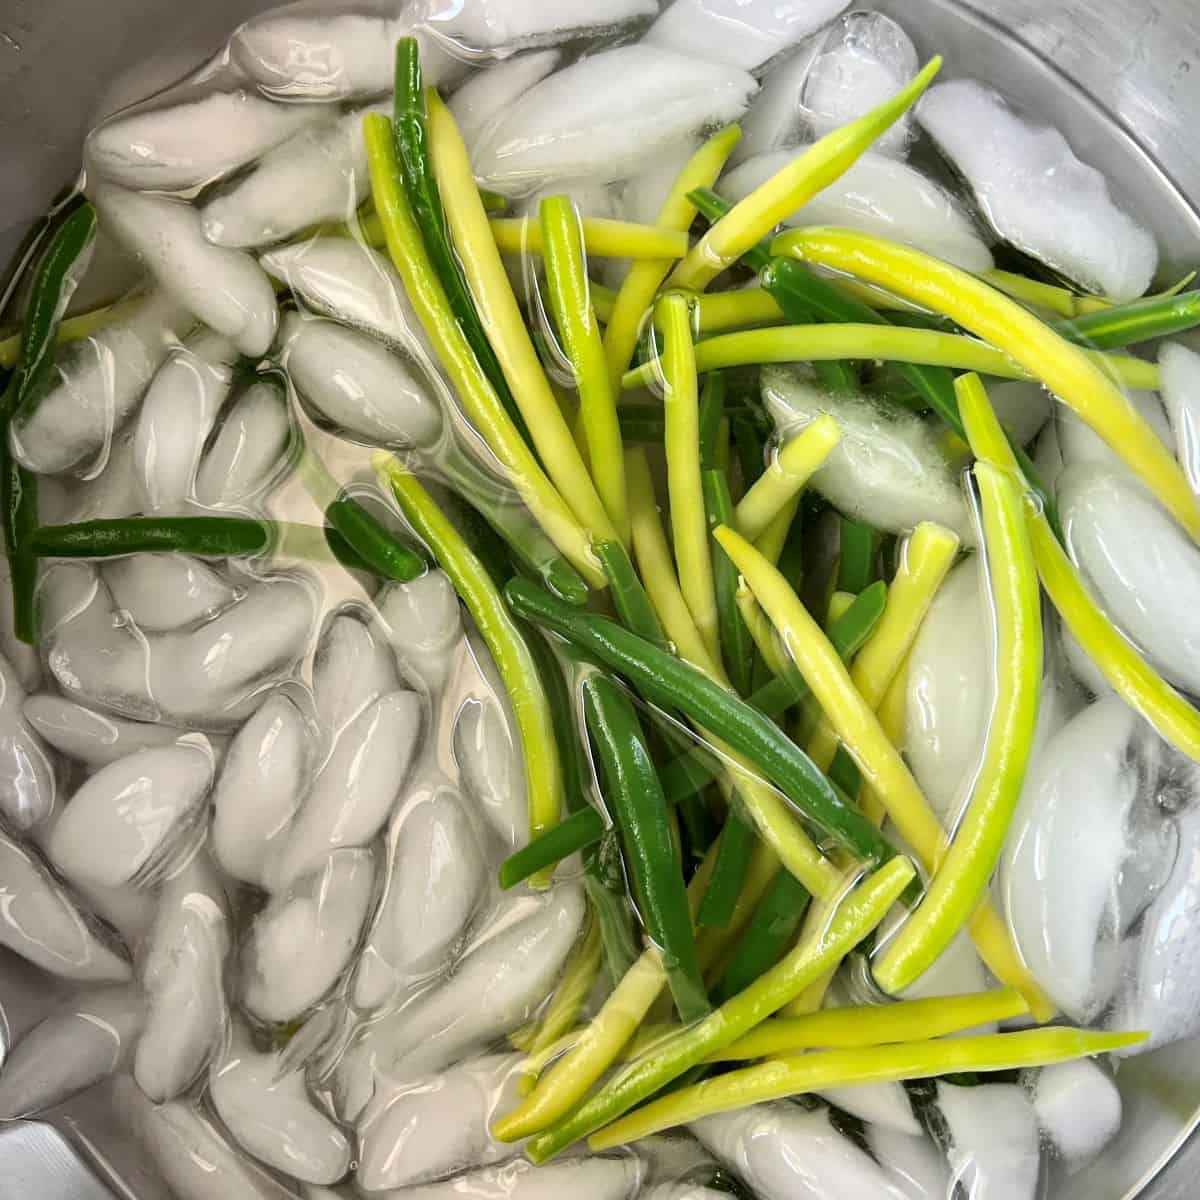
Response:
[0,1,1198,1196]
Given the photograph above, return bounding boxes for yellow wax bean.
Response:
[524,919,603,1062]
[674,287,786,336]
[426,93,619,545]
[734,415,841,542]
[363,114,602,586]
[668,59,942,292]
[603,126,742,390]
[777,227,1198,539]
[874,462,1043,993]
[754,494,801,568]
[714,988,1029,1059]
[589,1027,1146,1146]
[490,216,690,260]
[979,269,1081,317]
[619,325,1157,391]
[659,293,721,664]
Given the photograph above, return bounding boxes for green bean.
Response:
[698,372,725,471]
[33,516,272,559]
[522,856,916,1162]
[505,578,891,865]
[379,458,564,856]
[704,469,754,696]
[4,202,97,642]
[323,496,425,582]
[392,39,527,439]
[696,812,756,929]
[594,538,667,650]
[837,518,881,593]
[712,868,811,1003]
[731,412,766,492]
[1053,290,1200,350]
[584,673,708,1022]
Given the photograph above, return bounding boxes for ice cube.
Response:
[240,847,377,1024]
[193,376,294,510]
[817,1082,921,1135]
[267,690,423,888]
[762,366,972,541]
[692,1102,912,1199]
[377,570,465,697]
[11,291,189,475]
[1028,1059,1121,1167]
[355,1053,520,1190]
[416,0,657,54]
[646,0,852,72]
[281,312,443,449]
[0,827,131,983]
[134,853,230,1102]
[23,696,188,767]
[210,1023,352,1185]
[133,330,238,515]
[935,1081,1039,1200]
[1059,463,1200,697]
[45,735,214,890]
[986,381,1054,449]
[643,1187,731,1200]
[394,1155,641,1200]
[904,558,990,823]
[803,12,919,155]
[1057,389,1171,474]
[1002,696,1139,1021]
[866,1126,952,1199]
[454,695,526,848]
[1160,341,1200,498]
[0,650,56,830]
[472,45,757,194]
[919,79,1158,299]
[54,428,141,525]
[335,884,583,1115]
[313,611,403,739]
[618,141,698,228]
[104,555,236,632]
[212,694,312,888]
[721,150,993,273]
[202,103,387,249]
[898,929,993,1010]
[0,985,143,1118]
[448,50,562,155]
[230,13,466,101]
[731,46,822,165]
[93,185,278,358]
[0,557,41,690]
[87,88,323,190]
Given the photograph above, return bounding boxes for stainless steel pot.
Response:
[0,1,1198,1196]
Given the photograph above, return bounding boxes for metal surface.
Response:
[0,1,1199,1197]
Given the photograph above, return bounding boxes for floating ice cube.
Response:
[762,366,972,541]
[268,690,422,888]
[24,695,192,767]
[986,381,1054,449]
[210,1023,352,1185]
[472,46,757,194]
[194,376,294,509]
[134,331,238,515]
[396,1155,641,1200]
[377,570,465,697]
[212,694,312,888]
[866,1127,952,1200]
[449,50,562,156]
[1056,389,1171,475]
[313,611,403,740]
[104,554,235,633]
[646,0,851,72]
[692,1102,911,1199]
[417,0,657,54]
[802,12,919,155]
[1029,1059,1121,1167]
[898,929,992,1010]
[0,557,40,690]
[817,1082,920,1135]
[44,735,214,890]
[904,559,990,823]
[643,1187,731,1200]
[0,827,131,983]
[134,853,230,1102]
[0,985,143,1118]
[731,47,821,165]
[335,885,583,1115]
[454,695,525,847]
[11,291,189,475]
[721,151,993,274]
[1160,341,1200,498]
[355,1054,520,1190]
[87,88,323,190]
[202,104,386,249]
[0,650,55,830]
[1059,464,1200,697]
[920,79,1158,299]
[935,1081,1039,1200]
[617,141,698,230]
[123,1079,298,1200]
[1002,696,1139,1021]
[281,312,443,449]
[54,428,141,525]
[231,13,465,101]
[93,184,278,358]
[70,877,159,951]
[241,847,377,1024]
